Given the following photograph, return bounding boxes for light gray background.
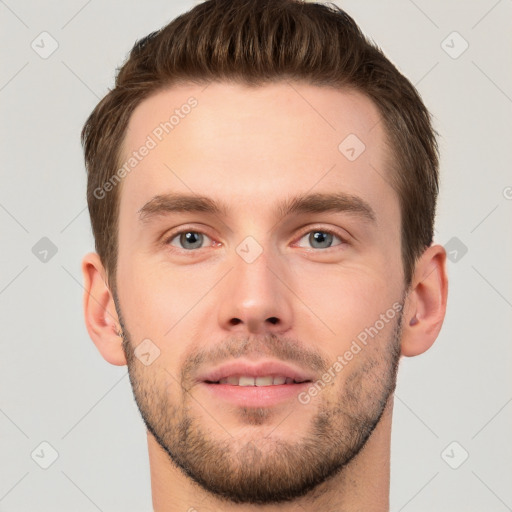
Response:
[1,1,511,511]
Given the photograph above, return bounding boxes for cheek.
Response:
[291,262,401,348]
[117,256,218,341]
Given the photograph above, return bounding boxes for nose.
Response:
[217,242,293,335]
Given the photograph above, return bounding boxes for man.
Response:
[81,0,448,510]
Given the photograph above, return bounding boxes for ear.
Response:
[400,244,448,357]
[81,252,127,366]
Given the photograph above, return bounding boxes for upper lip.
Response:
[197,359,315,383]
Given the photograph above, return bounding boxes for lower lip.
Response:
[200,382,311,407]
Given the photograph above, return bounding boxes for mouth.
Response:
[198,359,315,386]
[197,360,314,407]
[204,375,311,386]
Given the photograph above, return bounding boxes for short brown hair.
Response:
[82,0,439,290]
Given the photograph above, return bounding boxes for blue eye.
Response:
[296,230,344,249]
[164,227,346,253]
[167,231,212,250]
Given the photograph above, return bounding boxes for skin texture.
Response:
[82,82,448,512]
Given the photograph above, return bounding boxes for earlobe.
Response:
[400,244,448,357]
[81,252,127,366]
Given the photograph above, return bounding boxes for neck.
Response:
[149,396,394,512]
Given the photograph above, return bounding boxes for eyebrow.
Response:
[138,191,376,224]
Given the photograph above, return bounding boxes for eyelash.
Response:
[163,226,348,253]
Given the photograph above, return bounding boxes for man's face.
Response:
[114,82,406,504]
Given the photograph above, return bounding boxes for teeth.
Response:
[255,376,273,386]
[272,376,286,385]
[239,376,255,386]
[216,375,302,386]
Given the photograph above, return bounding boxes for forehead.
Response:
[118,81,395,223]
